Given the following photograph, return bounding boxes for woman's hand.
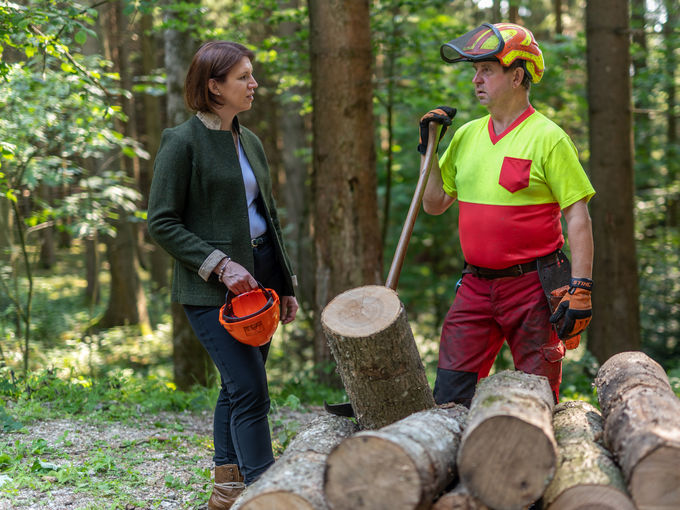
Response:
[220,260,258,295]
[280,296,298,324]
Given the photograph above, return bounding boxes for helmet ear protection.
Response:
[440,22,544,84]
[219,283,280,346]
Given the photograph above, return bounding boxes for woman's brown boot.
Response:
[208,464,245,510]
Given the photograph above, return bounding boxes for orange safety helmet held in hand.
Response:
[219,284,280,346]
[440,22,544,83]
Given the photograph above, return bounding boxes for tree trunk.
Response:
[321,285,435,429]
[96,1,150,333]
[553,0,563,35]
[85,235,100,306]
[232,415,358,510]
[586,0,640,364]
[508,1,519,23]
[432,484,489,510]
[162,0,213,388]
[279,0,313,312]
[172,302,213,389]
[139,12,169,291]
[0,198,14,264]
[37,184,55,269]
[457,371,557,510]
[543,400,635,510]
[308,0,381,381]
[38,222,55,269]
[324,405,467,510]
[594,351,680,510]
[491,0,502,23]
[631,0,652,184]
[98,222,151,334]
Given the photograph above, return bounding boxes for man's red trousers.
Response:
[434,271,565,406]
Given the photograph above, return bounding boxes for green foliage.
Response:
[559,348,600,405]
[0,0,149,374]
[0,64,145,237]
[0,404,22,432]
[0,368,217,423]
[630,5,680,367]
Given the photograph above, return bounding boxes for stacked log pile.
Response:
[324,404,468,510]
[238,351,679,509]
[432,484,489,510]
[542,400,635,510]
[457,371,557,510]
[595,350,680,510]
[232,415,358,510]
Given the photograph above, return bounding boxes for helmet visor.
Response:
[440,23,505,63]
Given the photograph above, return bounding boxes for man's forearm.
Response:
[563,200,593,279]
[423,157,455,215]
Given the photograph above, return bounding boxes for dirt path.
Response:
[0,407,324,509]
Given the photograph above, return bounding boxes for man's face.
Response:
[471,60,514,108]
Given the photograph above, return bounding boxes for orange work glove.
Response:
[549,277,593,348]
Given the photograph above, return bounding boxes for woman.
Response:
[147,41,298,509]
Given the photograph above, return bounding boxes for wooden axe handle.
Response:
[385,122,442,291]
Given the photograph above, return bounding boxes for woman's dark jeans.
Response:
[183,237,285,484]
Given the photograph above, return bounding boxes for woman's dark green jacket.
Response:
[148,114,296,306]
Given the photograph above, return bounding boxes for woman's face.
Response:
[209,56,258,116]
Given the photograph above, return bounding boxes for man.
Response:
[419,23,595,406]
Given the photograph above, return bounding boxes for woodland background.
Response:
[1,0,679,398]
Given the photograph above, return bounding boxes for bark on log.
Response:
[321,285,435,429]
[543,400,635,510]
[457,370,557,510]
[595,350,680,510]
[232,415,358,510]
[432,483,489,510]
[324,404,468,510]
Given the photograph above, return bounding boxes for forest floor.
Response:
[0,405,325,510]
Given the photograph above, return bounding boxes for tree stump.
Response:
[324,404,468,510]
[432,483,489,510]
[542,400,635,510]
[457,370,557,510]
[321,285,435,429]
[232,415,358,510]
[595,350,680,510]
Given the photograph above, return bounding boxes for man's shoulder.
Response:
[454,115,489,140]
[526,109,569,138]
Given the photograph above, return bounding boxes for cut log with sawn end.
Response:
[232,414,358,510]
[432,483,490,510]
[457,370,557,510]
[543,400,635,510]
[321,285,435,430]
[595,350,680,510]
[324,404,468,510]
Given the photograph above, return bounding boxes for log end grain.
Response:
[324,435,422,510]
[458,415,556,510]
[630,445,680,510]
[547,485,637,510]
[321,285,402,338]
[241,491,315,510]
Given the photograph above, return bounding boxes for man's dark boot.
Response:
[208,464,245,510]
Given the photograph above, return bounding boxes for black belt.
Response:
[251,234,269,248]
[464,251,561,279]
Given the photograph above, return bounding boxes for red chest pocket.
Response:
[499,157,532,193]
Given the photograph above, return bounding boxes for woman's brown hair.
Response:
[184,41,255,113]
